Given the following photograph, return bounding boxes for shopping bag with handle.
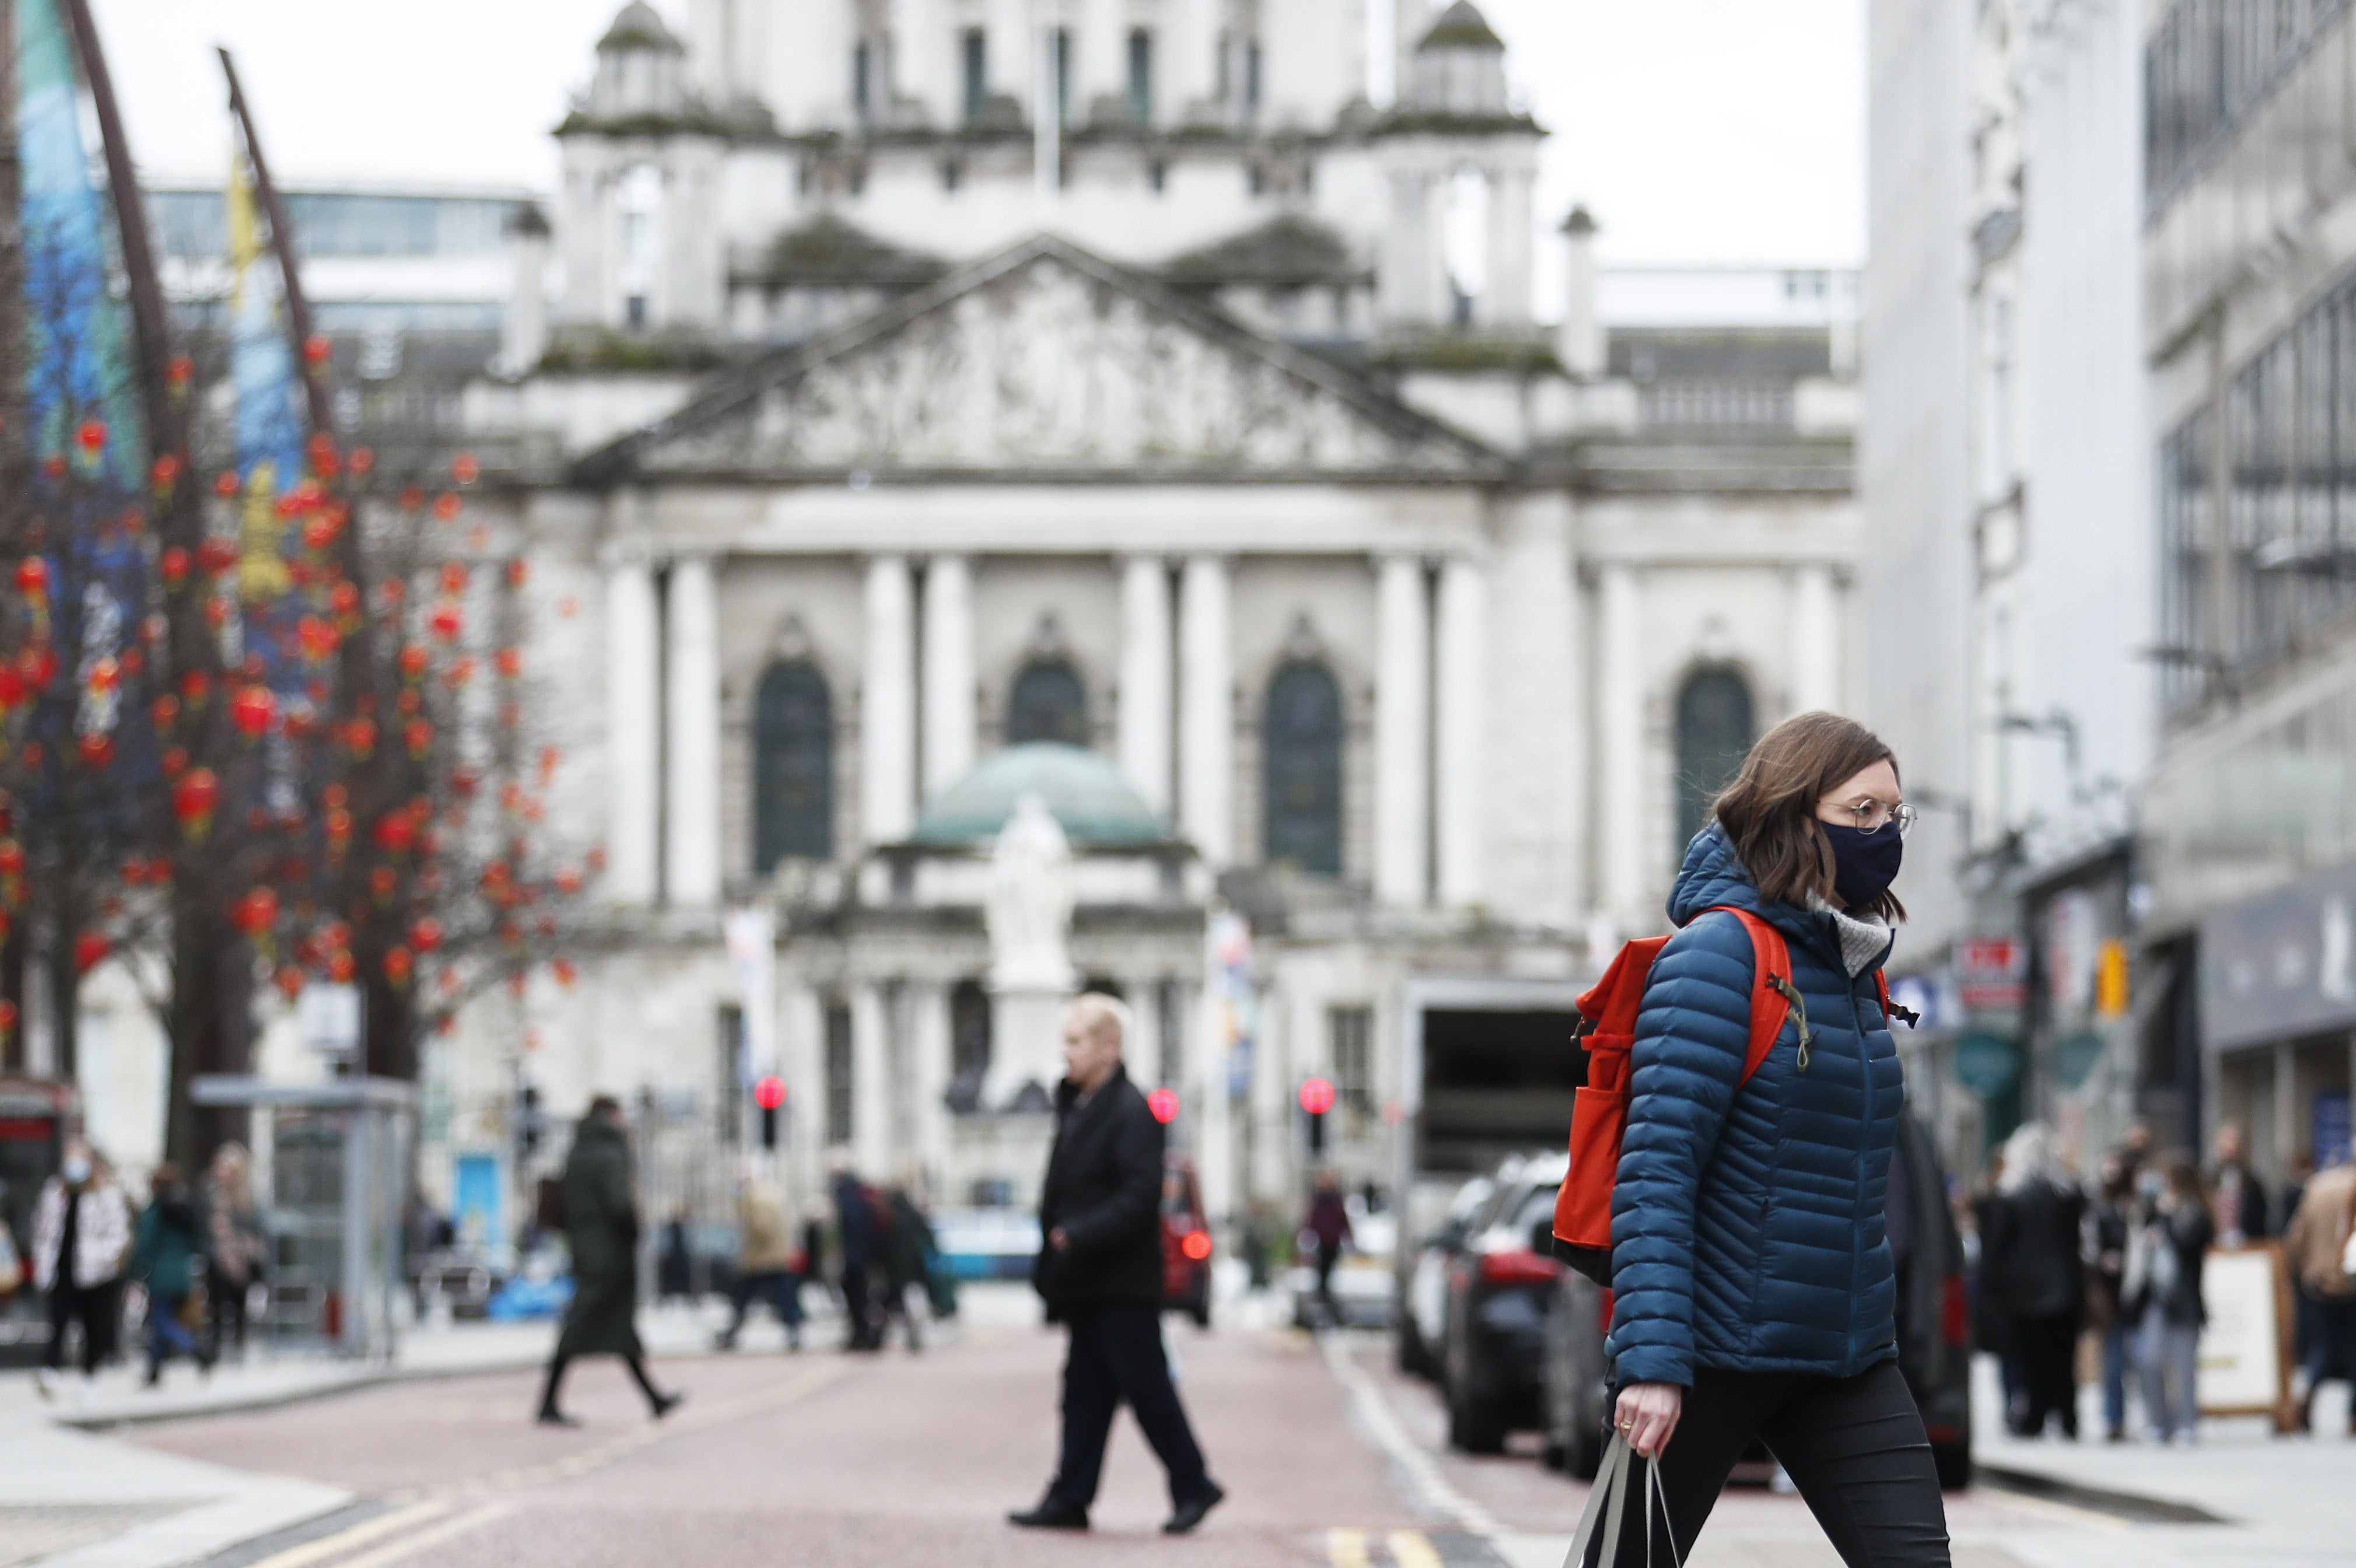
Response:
[1562,1432,1682,1568]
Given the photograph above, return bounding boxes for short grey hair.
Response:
[1067,992,1132,1051]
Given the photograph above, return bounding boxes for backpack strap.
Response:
[1702,906,1808,1080]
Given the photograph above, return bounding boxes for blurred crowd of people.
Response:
[1965,1117,2356,1443]
[0,1137,268,1396]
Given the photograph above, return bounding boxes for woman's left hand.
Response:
[1613,1380,1684,1459]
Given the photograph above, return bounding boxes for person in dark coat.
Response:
[1301,1170,1353,1326]
[129,1163,213,1387]
[1010,995,1224,1536]
[831,1160,882,1352]
[1982,1124,2087,1439]
[879,1181,936,1352]
[535,1097,681,1425]
[2087,1152,2136,1441]
[2126,1157,2213,1441]
[2207,1123,2269,1244]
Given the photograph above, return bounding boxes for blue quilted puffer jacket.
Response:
[1604,824,1905,1388]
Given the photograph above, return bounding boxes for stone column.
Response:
[1178,556,1233,864]
[1597,564,1647,930]
[1790,562,1841,714]
[1374,556,1430,905]
[909,982,953,1191]
[1380,169,1438,327]
[1434,557,1487,908]
[603,554,661,904]
[1485,164,1535,327]
[862,555,917,845]
[1558,207,1604,377]
[664,555,723,904]
[1118,556,1174,816]
[851,983,891,1177]
[921,555,975,804]
[1165,0,1217,123]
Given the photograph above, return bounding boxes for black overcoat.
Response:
[1034,1063,1164,1315]
[555,1115,645,1359]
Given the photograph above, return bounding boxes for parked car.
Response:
[1441,1151,1567,1453]
[1398,1170,1498,1379]
[1536,1110,1972,1486]
[1160,1154,1213,1326]
[1285,1204,1397,1329]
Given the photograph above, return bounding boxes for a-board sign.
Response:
[2199,1242,2297,1432]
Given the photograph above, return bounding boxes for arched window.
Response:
[1262,660,1343,876]
[754,660,833,869]
[1007,659,1088,746]
[1675,666,1755,857]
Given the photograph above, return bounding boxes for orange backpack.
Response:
[1549,908,1900,1285]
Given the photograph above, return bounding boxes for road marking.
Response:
[233,1501,451,1568]
[1319,1335,1505,1539]
[1327,1526,1372,1566]
[1974,1485,2132,1532]
[1387,1530,1445,1568]
[330,1503,513,1568]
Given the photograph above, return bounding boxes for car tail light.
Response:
[1181,1230,1212,1262]
[1477,1247,1560,1286]
[1940,1274,1968,1348]
[1924,1423,1962,1444]
[1598,1287,1615,1336]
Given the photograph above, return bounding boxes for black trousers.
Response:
[46,1283,115,1374]
[1049,1302,1212,1510]
[2010,1311,2078,1437]
[1590,1360,1950,1568]
[840,1262,878,1349]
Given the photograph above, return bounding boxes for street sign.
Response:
[299,982,363,1059]
[2053,1030,2106,1090]
[1951,1031,2019,1097]
[1957,935,2024,1012]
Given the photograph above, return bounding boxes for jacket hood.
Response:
[1667,823,1890,972]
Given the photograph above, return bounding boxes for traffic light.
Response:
[1147,1086,1180,1125]
[1299,1076,1335,1158]
[516,1083,543,1160]
[754,1074,786,1151]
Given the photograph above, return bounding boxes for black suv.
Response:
[1440,1152,1567,1453]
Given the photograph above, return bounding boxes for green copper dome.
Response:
[912,744,1167,849]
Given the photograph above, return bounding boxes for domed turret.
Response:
[590,2,688,118]
[1408,2,1509,120]
[913,744,1168,849]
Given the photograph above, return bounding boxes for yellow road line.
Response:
[331,1502,514,1568]
[1388,1530,1445,1568]
[1326,1526,1372,1567]
[234,1501,451,1568]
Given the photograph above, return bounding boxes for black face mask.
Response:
[1819,821,1903,911]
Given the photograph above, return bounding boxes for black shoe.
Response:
[535,1408,580,1427]
[651,1390,684,1420]
[1163,1482,1226,1535]
[1007,1496,1090,1531]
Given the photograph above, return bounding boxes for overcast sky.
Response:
[92,0,1864,268]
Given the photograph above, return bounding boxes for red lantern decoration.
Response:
[213,470,240,499]
[166,355,194,391]
[328,580,360,619]
[552,957,578,989]
[73,931,108,974]
[197,538,238,576]
[160,746,188,779]
[274,966,304,1002]
[410,916,443,954]
[493,648,522,680]
[180,669,212,706]
[0,665,23,712]
[160,546,190,586]
[373,813,415,855]
[325,806,353,857]
[0,840,25,878]
[398,485,425,512]
[22,645,57,691]
[349,446,374,477]
[150,453,183,496]
[76,734,114,769]
[506,558,529,588]
[451,452,480,485]
[439,561,468,594]
[427,602,462,642]
[404,716,433,758]
[14,556,48,601]
[301,514,336,553]
[432,492,461,523]
[302,334,331,366]
[370,864,398,902]
[0,998,19,1038]
[232,886,279,936]
[397,645,428,681]
[328,950,356,983]
[230,684,275,739]
[73,419,105,460]
[383,946,414,987]
[554,864,583,897]
[149,694,180,730]
[343,716,377,758]
[172,768,221,842]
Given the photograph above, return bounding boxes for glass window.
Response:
[1674,667,1755,858]
[1262,660,1343,876]
[1127,28,1154,124]
[1331,1005,1373,1126]
[754,660,834,867]
[961,28,988,124]
[1007,659,1088,746]
[947,979,990,1114]
[824,1003,854,1147]
[1053,27,1072,125]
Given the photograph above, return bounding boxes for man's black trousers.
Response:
[1587,1359,1951,1568]
[1048,1302,1211,1510]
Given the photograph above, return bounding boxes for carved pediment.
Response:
[589,236,1495,481]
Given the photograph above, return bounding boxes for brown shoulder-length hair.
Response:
[1710,711,1906,921]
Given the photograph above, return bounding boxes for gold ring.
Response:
[1618,1420,1634,1430]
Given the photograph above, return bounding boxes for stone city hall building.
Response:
[435,0,1863,1237]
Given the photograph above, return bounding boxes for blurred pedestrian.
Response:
[1970,1149,2021,1423]
[831,1156,883,1352]
[2283,1152,2356,1435]
[716,1176,802,1353]
[2086,1152,2136,1441]
[657,1207,695,1301]
[30,1138,129,1395]
[130,1163,213,1387]
[2125,1157,2212,1443]
[1984,1125,2087,1439]
[535,1097,682,1426]
[1009,995,1223,1536]
[2207,1122,2269,1245]
[202,1143,266,1363]
[1301,1169,1352,1328]
[880,1178,936,1352]
[1238,1200,1273,1292]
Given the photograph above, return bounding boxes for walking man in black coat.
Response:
[1009,995,1224,1535]
[535,1097,683,1425]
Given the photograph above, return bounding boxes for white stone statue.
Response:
[986,792,1077,994]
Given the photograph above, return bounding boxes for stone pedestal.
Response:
[986,984,1072,1113]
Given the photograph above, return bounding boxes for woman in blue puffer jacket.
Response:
[1598,713,1950,1567]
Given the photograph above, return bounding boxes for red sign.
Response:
[1298,1076,1336,1116]
[752,1074,786,1111]
[1958,936,2025,1012]
[1146,1087,1180,1124]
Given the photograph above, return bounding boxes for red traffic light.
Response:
[1298,1076,1336,1116]
[1147,1086,1180,1124]
[752,1074,786,1112]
